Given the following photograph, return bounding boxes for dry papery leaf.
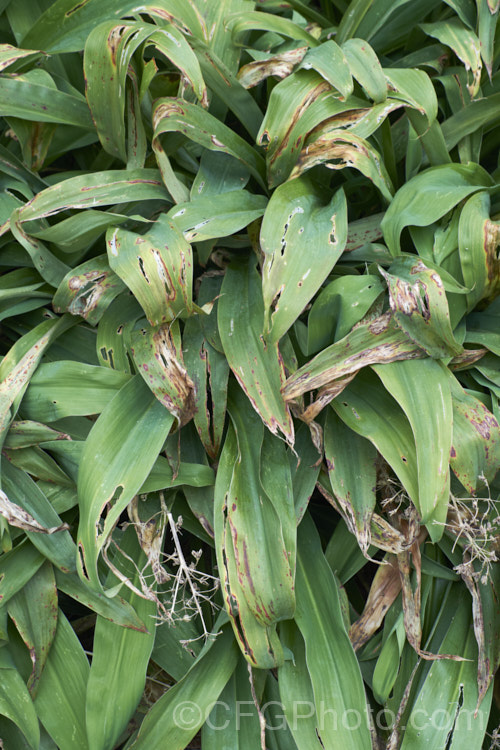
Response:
[298,372,357,424]
[457,551,490,711]
[0,490,69,534]
[237,47,308,89]
[397,521,467,662]
[317,478,409,555]
[349,555,402,651]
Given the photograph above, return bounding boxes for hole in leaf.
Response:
[77,543,90,582]
[138,256,149,283]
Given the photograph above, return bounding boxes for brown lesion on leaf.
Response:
[237,46,308,89]
[220,503,257,664]
[449,348,487,370]
[468,413,496,440]
[0,46,36,72]
[318,478,409,555]
[0,490,70,535]
[345,342,423,374]
[289,131,370,178]
[65,0,92,16]
[210,135,226,148]
[153,100,186,130]
[397,516,467,662]
[146,6,204,38]
[282,313,425,403]
[297,372,357,425]
[368,311,391,334]
[152,248,176,300]
[345,213,385,251]
[128,497,169,584]
[313,108,372,134]
[107,25,129,66]
[55,270,118,320]
[483,219,500,299]
[267,79,332,168]
[349,555,402,651]
[387,275,432,320]
[457,551,490,710]
[152,325,196,426]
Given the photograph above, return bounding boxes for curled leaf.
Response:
[290,130,394,202]
[237,47,308,88]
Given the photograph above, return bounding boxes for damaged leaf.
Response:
[168,190,267,243]
[218,258,294,443]
[0,315,75,440]
[128,320,196,428]
[8,561,58,696]
[397,586,490,750]
[420,19,482,96]
[261,180,347,343]
[448,372,500,493]
[183,317,229,458]
[283,311,425,403]
[237,46,308,88]
[256,69,341,186]
[380,257,464,358]
[349,555,401,650]
[77,375,174,591]
[223,387,296,627]
[3,420,71,450]
[0,43,44,72]
[107,216,194,325]
[214,421,285,668]
[458,191,500,311]
[0,489,69,534]
[84,21,207,162]
[372,358,453,536]
[290,130,394,203]
[12,169,169,226]
[325,407,377,553]
[1,460,76,573]
[345,212,385,252]
[53,255,125,325]
[152,97,266,191]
